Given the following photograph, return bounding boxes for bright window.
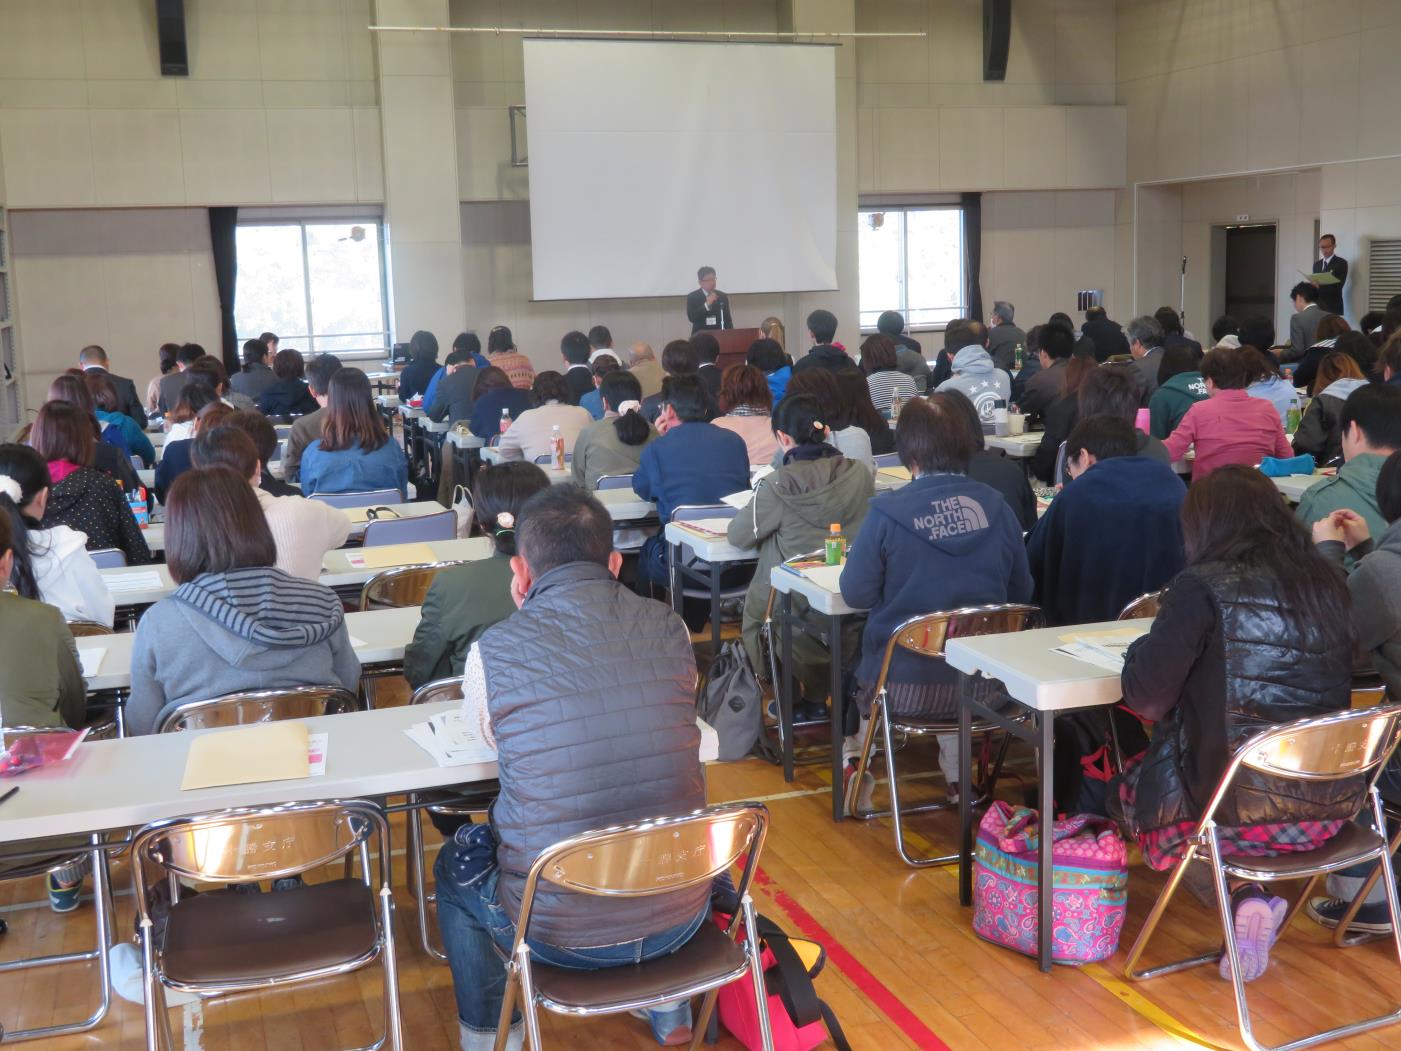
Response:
[234,221,389,357]
[858,206,965,330]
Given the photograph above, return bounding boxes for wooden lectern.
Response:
[710,327,763,375]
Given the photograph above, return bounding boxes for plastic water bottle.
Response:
[824,523,846,567]
[1013,342,1024,371]
[550,425,565,470]
[889,389,902,423]
[499,407,511,435]
[1286,394,1303,435]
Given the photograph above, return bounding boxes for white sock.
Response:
[459,1020,523,1051]
[936,732,960,789]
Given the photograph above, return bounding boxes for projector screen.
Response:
[522,39,837,302]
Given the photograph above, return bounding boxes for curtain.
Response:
[209,207,239,374]
[961,192,983,323]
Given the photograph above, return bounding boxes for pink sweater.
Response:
[1163,389,1293,478]
[713,413,779,465]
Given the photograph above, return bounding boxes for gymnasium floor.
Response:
[2,703,1399,1049]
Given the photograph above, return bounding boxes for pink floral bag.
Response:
[972,801,1128,964]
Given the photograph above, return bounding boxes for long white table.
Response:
[985,432,1042,459]
[595,487,656,521]
[1271,470,1331,503]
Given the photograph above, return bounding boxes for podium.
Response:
[709,327,763,375]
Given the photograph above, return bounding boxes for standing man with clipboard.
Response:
[1312,233,1348,317]
[686,266,733,334]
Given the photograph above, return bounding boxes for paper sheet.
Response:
[104,570,166,593]
[794,563,844,592]
[78,647,105,679]
[181,722,311,791]
[1056,627,1149,646]
[877,466,912,481]
[345,543,437,569]
[1052,643,1128,673]
[405,710,497,767]
[721,489,754,509]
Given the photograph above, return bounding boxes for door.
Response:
[1223,224,1277,324]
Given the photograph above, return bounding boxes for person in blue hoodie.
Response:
[1026,415,1186,627]
[934,324,1011,431]
[839,393,1032,797]
[747,337,791,404]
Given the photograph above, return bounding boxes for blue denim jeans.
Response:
[433,842,708,1036]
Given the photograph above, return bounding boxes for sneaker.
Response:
[631,1001,693,1047]
[1219,886,1287,983]
[843,759,876,813]
[47,874,81,914]
[793,699,828,724]
[1307,896,1395,934]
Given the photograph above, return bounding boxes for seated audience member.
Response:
[224,410,298,497]
[1238,315,1277,358]
[1338,329,1380,380]
[876,309,930,392]
[560,330,595,405]
[282,353,340,483]
[0,443,114,627]
[628,341,664,399]
[155,400,235,503]
[986,300,1029,375]
[1164,346,1293,478]
[1360,311,1385,342]
[1112,466,1355,983]
[786,368,873,470]
[1127,315,1167,402]
[1155,305,1202,360]
[1031,354,1097,483]
[1380,332,1401,387]
[256,349,318,418]
[425,332,489,412]
[189,354,255,413]
[127,467,359,736]
[835,367,896,456]
[398,330,441,403]
[1297,384,1401,545]
[1286,281,1326,363]
[1148,344,1209,439]
[85,370,155,467]
[935,320,1010,429]
[693,332,724,401]
[192,425,351,580]
[747,337,792,404]
[231,338,277,401]
[428,342,484,425]
[1027,416,1186,626]
[1019,324,1074,422]
[1291,313,1349,393]
[46,373,141,490]
[839,394,1031,798]
[759,315,787,353]
[32,402,150,565]
[1294,352,1367,465]
[301,368,409,499]
[497,371,593,464]
[468,366,535,442]
[435,484,707,1050]
[792,309,854,374]
[1083,365,1171,464]
[1243,345,1296,426]
[79,343,145,428]
[578,355,620,421]
[727,394,873,714]
[145,342,181,416]
[157,342,205,415]
[641,340,702,423]
[163,379,218,444]
[1082,305,1131,362]
[712,365,779,464]
[943,389,1036,533]
[1212,314,1240,346]
[404,462,551,687]
[587,325,617,365]
[485,325,536,390]
[571,371,654,490]
[633,375,750,589]
[861,335,919,413]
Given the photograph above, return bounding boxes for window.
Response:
[234,220,389,357]
[858,206,965,331]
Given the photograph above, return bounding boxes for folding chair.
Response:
[595,473,635,490]
[362,509,456,546]
[89,548,127,569]
[1117,590,1163,620]
[153,685,363,734]
[493,803,773,1051]
[1123,704,1401,1051]
[309,488,402,509]
[402,678,498,960]
[358,562,466,612]
[846,604,1044,866]
[132,800,403,1051]
[533,453,572,465]
[873,452,902,468]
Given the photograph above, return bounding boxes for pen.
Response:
[0,786,18,807]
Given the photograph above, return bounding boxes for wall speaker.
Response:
[983,0,1011,82]
[157,0,189,77]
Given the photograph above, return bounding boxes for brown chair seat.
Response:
[528,923,747,1013]
[162,878,379,985]
[1222,822,1381,877]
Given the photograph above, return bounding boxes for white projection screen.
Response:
[522,38,837,301]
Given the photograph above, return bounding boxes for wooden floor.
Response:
[3,702,1401,1049]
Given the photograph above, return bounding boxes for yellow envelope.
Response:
[345,543,437,569]
[877,466,912,481]
[181,723,311,791]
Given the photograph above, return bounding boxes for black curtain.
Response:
[961,192,983,323]
[209,207,239,374]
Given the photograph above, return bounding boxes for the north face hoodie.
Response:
[840,472,1032,686]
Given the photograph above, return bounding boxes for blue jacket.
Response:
[580,387,605,421]
[633,421,750,523]
[840,473,1032,686]
[97,409,155,467]
[469,387,535,441]
[300,439,408,500]
[1025,456,1185,627]
[765,366,792,404]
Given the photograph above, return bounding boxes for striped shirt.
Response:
[866,370,919,412]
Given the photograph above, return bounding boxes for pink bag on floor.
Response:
[972,801,1128,964]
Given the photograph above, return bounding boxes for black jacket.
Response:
[256,379,318,419]
[792,344,855,375]
[563,365,594,406]
[1123,562,1357,831]
[42,466,151,565]
[697,362,723,401]
[398,358,439,402]
[427,366,480,424]
[1082,318,1130,362]
[85,367,146,429]
[1031,392,1077,483]
[686,289,732,333]
[1313,255,1348,315]
[968,449,1036,533]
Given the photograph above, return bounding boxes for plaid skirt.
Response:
[853,673,1011,722]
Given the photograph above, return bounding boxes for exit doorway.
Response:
[1213,223,1277,326]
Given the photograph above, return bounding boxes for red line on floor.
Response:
[754,866,953,1051]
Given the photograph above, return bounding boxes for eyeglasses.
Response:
[363,506,401,521]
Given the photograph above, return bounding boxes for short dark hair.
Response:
[307,353,342,397]
[409,330,439,361]
[187,355,228,392]
[806,309,838,344]
[1340,383,1401,452]
[474,366,512,397]
[1212,315,1240,342]
[1336,330,1378,378]
[79,344,108,366]
[697,266,716,282]
[191,424,260,478]
[1381,333,1401,378]
[560,330,591,365]
[660,339,698,376]
[1153,306,1183,336]
[1085,305,1106,321]
[859,335,898,373]
[272,348,305,381]
[516,484,614,574]
[445,348,473,367]
[1159,343,1202,385]
[1039,325,1074,361]
[158,342,181,374]
[532,370,570,404]
[591,355,621,379]
[746,338,786,373]
[1067,415,1138,464]
[487,325,514,354]
[166,467,277,584]
[1048,311,1074,333]
[475,461,552,555]
[1078,365,1142,421]
[259,332,279,347]
[320,367,389,452]
[30,401,95,466]
[222,410,280,467]
[169,380,219,424]
[876,310,906,336]
[691,332,720,364]
[177,343,206,366]
[1378,450,1401,523]
[1238,315,1275,353]
[452,331,482,358]
[1200,346,1251,390]
[1291,281,1320,304]
[771,394,827,446]
[896,394,972,475]
[242,338,269,367]
[587,325,612,349]
[662,374,710,423]
[943,319,972,352]
[786,367,848,429]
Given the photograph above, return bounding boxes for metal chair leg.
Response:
[884,702,958,867]
[741,895,777,1051]
[845,695,883,819]
[1123,841,1220,981]
[407,806,448,961]
[515,944,545,1051]
[379,885,405,1051]
[493,954,521,1051]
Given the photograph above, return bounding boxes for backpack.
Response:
[697,641,763,761]
[1051,706,1150,817]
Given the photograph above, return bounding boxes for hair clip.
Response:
[0,477,21,503]
[495,511,515,529]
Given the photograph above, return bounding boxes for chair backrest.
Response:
[90,548,127,569]
[155,685,363,734]
[1117,590,1163,620]
[595,473,635,491]
[1235,705,1401,782]
[309,488,401,509]
[1053,440,1069,486]
[130,454,143,471]
[873,603,1045,695]
[66,620,113,638]
[873,452,902,468]
[533,453,573,465]
[409,676,465,706]
[361,509,456,547]
[1353,685,1389,709]
[359,561,464,611]
[670,503,738,524]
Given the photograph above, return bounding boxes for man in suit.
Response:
[1287,281,1326,364]
[692,332,723,401]
[1313,234,1348,317]
[792,309,854,375]
[1127,315,1166,403]
[560,330,594,405]
[78,344,146,428]
[985,301,1028,373]
[1081,306,1130,362]
[1019,324,1074,422]
[685,266,732,334]
[230,338,278,401]
[427,346,481,425]
[158,342,207,414]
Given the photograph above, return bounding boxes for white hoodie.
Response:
[29,524,115,628]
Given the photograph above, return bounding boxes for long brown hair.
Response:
[166,467,277,584]
[318,367,388,453]
[1180,465,1351,629]
[1311,350,1364,396]
[30,402,96,466]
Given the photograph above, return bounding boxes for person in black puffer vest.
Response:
[1112,465,1356,985]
